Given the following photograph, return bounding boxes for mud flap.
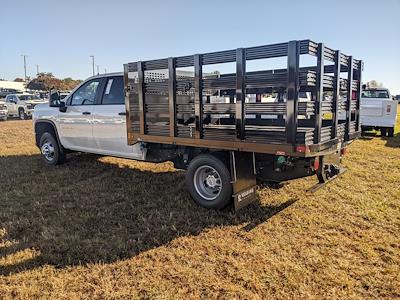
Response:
[309,167,347,193]
[230,151,258,210]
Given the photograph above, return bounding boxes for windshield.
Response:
[362,90,389,99]
[18,95,40,101]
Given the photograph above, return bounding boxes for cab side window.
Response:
[102,76,124,105]
[70,79,101,106]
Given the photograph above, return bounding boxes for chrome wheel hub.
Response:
[206,175,217,188]
[193,165,222,201]
[41,142,55,161]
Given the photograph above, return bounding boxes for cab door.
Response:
[92,76,144,159]
[5,95,17,115]
[58,78,103,152]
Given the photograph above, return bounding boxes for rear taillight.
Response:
[387,105,391,113]
[296,145,310,153]
[341,147,347,156]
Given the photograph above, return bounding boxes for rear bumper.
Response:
[361,122,395,128]
[360,116,396,128]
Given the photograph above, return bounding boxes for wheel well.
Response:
[209,151,230,167]
[34,122,57,148]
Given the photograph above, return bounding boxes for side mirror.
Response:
[49,90,61,107]
[59,101,67,113]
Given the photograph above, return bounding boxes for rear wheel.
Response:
[39,132,66,165]
[381,127,387,137]
[387,127,394,137]
[185,154,232,209]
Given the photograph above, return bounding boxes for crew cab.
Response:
[5,93,48,119]
[33,40,363,210]
[33,74,144,160]
[360,88,397,137]
[0,99,8,121]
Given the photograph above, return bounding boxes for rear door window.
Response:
[101,76,124,105]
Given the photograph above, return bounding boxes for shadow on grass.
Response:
[384,132,400,148]
[0,153,294,276]
[360,131,399,148]
[359,131,379,140]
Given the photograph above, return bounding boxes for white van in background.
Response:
[360,88,397,137]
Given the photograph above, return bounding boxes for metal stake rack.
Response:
[124,39,362,157]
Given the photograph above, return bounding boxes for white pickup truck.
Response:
[360,88,397,137]
[32,39,363,210]
[5,93,48,119]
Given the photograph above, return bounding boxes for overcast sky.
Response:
[1,0,399,94]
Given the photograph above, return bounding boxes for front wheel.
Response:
[18,108,27,120]
[39,132,66,165]
[185,154,232,209]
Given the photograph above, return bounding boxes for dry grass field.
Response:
[0,110,399,299]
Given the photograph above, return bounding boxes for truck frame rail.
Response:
[124,39,363,157]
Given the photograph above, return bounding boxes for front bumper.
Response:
[0,110,8,119]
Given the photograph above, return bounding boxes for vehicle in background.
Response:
[38,91,49,99]
[396,95,400,102]
[5,93,48,120]
[0,99,8,121]
[0,88,20,99]
[59,91,70,100]
[360,88,397,137]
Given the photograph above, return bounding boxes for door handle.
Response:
[82,111,91,115]
[118,112,127,116]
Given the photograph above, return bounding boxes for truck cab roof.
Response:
[86,72,123,80]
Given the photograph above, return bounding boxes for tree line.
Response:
[10,73,82,91]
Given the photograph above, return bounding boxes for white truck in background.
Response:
[5,93,48,119]
[360,88,397,137]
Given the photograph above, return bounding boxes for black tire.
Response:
[18,108,27,120]
[381,127,387,137]
[39,132,66,165]
[387,127,394,137]
[185,154,232,209]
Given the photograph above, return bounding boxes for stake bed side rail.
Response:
[124,39,362,156]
